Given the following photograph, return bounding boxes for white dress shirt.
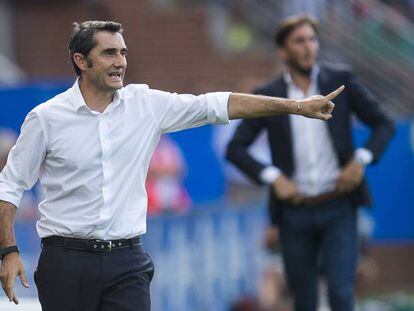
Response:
[260,67,373,197]
[0,80,230,239]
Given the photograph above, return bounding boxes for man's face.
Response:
[279,23,319,74]
[81,31,128,92]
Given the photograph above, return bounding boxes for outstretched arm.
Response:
[228,85,344,121]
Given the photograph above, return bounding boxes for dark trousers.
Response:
[34,241,154,311]
[280,197,358,311]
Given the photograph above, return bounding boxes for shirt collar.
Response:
[283,65,320,87]
[70,78,124,112]
[70,78,88,111]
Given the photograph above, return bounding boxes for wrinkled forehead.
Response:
[93,31,127,51]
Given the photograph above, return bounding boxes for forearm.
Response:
[0,200,17,248]
[364,121,396,162]
[226,145,267,184]
[228,93,298,120]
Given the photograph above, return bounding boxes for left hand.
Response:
[336,158,365,194]
[299,85,344,121]
[263,226,280,251]
[0,252,29,305]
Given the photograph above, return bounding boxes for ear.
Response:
[73,53,88,72]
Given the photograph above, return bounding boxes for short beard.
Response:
[287,59,313,77]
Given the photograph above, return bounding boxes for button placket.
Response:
[98,114,114,236]
[305,119,318,195]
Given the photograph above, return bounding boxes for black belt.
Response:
[41,235,141,253]
[301,191,342,206]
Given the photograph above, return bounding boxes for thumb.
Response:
[19,269,29,288]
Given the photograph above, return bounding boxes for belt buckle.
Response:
[93,240,112,252]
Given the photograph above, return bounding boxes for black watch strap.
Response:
[0,246,20,260]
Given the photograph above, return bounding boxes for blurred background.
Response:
[0,0,414,310]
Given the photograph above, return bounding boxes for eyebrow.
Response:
[101,47,128,54]
[294,35,316,41]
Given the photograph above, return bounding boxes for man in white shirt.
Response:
[226,15,395,311]
[0,20,341,310]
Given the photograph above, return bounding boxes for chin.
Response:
[296,66,313,76]
[107,82,123,91]
[300,60,313,69]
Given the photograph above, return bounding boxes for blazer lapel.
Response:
[317,67,342,159]
[270,77,294,174]
[318,68,335,132]
[272,76,292,144]
[275,77,291,133]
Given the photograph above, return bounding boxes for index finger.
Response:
[325,85,345,101]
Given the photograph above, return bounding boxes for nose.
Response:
[114,52,127,68]
[305,37,318,51]
[304,39,313,50]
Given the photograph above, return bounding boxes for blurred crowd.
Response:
[146,136,191,216]
[379,0,414,20]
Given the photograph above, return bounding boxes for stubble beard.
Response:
[287,58,313,77]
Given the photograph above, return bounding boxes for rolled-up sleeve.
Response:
[147,88,231,133]
[0,110,46,208]
[206,92,231,125]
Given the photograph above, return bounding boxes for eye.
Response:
[102,49,116,56]
[295,37,305,44]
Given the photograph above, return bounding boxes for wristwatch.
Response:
[0,246,20,260]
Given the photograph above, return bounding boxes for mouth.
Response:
[108,72,123,82]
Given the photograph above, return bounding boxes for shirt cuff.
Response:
[206,92,231,125]
[260,166,282,184]
[354,148,373,166]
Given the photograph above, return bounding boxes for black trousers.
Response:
[280,197,358,311]
[34,240,154,311]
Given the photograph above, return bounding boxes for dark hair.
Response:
[69,20,124,76]
[274,15,318,47]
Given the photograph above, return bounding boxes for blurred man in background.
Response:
[226,14,395,311]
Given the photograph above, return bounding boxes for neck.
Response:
[79,78,115,113]
[288,66,313,94]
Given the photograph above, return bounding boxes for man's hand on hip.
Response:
[336,158,365,194]
[0,252,29,304]
[264,226,280,251]
[273,174,302,205]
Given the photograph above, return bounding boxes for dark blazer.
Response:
[226,62,395,225]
